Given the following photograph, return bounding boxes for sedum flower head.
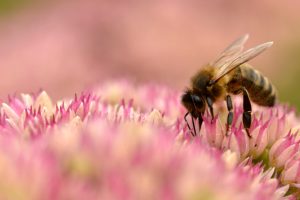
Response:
[198,99,300,191]
[0,81,298,199]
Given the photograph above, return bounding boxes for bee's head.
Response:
[181,90,205,118]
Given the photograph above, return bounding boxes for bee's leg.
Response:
[225,95,233,136]
[184,112,193,136]
[191,116,197,137]
[242,87,252,138]
[198,114,203,134]
[206,97,214,122]
[184,112,196,137]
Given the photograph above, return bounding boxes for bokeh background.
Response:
[0,0,300,109]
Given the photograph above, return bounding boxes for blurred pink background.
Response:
[0,0,300,107]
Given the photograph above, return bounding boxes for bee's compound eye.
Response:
[181,92,194,110]
[191,95,203,108]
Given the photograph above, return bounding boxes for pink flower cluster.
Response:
[199,100,300,190]
[0,81,298,199]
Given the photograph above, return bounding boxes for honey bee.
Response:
[181,34,276,137]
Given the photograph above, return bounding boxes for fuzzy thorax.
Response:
[191,65,227,102]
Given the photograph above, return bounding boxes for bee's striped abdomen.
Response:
[239,65,277,106]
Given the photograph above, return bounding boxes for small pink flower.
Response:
[269,134,300,169]
[201,116,224,147]
[249,124,269,158]
[281,159,300,185]
[186,94,300,192]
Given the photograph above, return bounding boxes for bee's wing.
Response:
[210,34,249,67]
[210,41,273,85]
